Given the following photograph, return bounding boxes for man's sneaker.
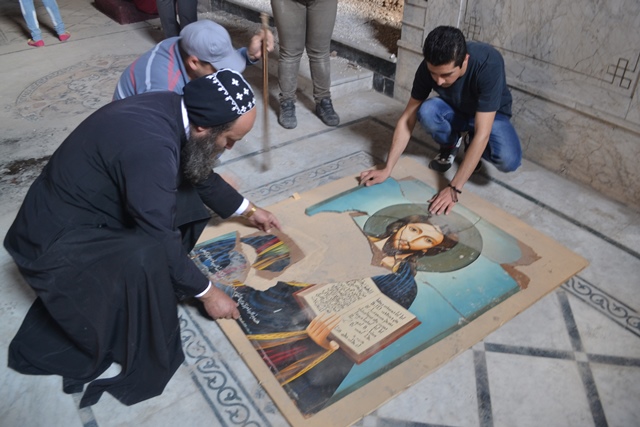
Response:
[278,100,297,129]
[429,135,463,172]
[315,98,340,126]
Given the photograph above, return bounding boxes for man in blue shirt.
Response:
[113,20,273,101]
[360,26,522,215]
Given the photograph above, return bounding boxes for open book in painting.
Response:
[294,278,420,364]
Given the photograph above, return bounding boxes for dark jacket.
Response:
[4,91,243,407]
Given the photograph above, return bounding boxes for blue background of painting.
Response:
[308,179,522,398]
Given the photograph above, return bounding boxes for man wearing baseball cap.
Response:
[113,20,273,101]
[6,69,279,408]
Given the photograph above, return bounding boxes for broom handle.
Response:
[261,12,271,170]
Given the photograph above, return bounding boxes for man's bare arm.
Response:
[429,110,496,214]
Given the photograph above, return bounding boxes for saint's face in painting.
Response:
[381,217,448,259]
[388,222,445,253]
[364,204,481,273]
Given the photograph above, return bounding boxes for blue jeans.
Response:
[19,0,66,41]
[417,97,522,172]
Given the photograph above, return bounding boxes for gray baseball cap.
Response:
[179,20,246,72]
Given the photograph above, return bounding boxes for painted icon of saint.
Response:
[201,205,475,415]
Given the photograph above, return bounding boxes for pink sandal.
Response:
[58,32,71,42]
[28,39,45,47]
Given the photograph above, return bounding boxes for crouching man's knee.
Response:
[491,152,521,172]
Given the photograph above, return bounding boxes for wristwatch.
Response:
[243,203,257,218]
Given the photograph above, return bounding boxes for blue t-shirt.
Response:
[410,41,512,117]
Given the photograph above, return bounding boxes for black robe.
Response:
[4,92,243,407]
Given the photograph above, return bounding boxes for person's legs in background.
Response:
[41,0,68,40]
[156,0,179,38]
[306,0,339,126]
[19,0,44,45]
[271,0,306,129]
[176,0,197,34]
[19,0,69,46]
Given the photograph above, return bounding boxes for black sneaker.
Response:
[315,98,340,126]
[278,100,297,129]
[429,135,463,172]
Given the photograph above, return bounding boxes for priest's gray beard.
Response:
[182,122,232,184]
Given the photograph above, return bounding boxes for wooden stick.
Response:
[261,12,271,171]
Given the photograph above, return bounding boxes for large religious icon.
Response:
[191,177,540,418]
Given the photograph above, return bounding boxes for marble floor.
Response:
[0,1,639,426]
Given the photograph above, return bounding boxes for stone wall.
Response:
[395,0,640,210]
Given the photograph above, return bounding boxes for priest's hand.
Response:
[247,207,281,232]
[306,313,340,351]
[199,286,240,320]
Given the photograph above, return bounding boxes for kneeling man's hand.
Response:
[359,168,390,187]
[199,286,240,320]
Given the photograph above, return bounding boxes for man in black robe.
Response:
[4,69,280,408]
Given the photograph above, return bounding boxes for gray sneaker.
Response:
[315,98,340,126]
[278,100,297,129]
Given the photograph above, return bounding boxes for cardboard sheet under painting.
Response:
[192,157,588,427]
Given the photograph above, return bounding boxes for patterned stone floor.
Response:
[0,1,639,426]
